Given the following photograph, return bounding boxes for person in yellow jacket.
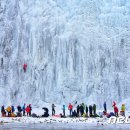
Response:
[121,104,125,116]
[6,106,12,117]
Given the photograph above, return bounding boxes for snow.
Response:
[0,116,130,130]
[0,0,130,109]
[0,116,99,124]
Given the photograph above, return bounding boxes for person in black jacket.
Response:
[93,104,96,116]
[22,103,26,116]
[11,105,15,113]
[42,108,49,117]
[103,102,107,112]
[63,105,66,117]
[29,104,32,116]
[1,106,6,117]
[77,105,80,117]
[80,104,84,116]
[86,105,88,117]
[17,105,22,113]
[89,105,93,117]
[17,105,22,117]
[72,110,77,117]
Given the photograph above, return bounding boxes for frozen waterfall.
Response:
[0,0,130,108]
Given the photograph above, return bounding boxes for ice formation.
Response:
[0,0,130,108]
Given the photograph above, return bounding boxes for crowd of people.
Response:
[66,103,97,117]
[52,101,126,118]
[1,104,32,117]
[0,101,126,118]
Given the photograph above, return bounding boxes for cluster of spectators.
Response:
[1,104,32,117]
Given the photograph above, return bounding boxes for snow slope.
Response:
[0,0,130,108]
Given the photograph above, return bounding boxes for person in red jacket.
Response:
[26,106,30,116]
[68,103,73,117]
[114,106,118,117]
[112,101,116,107]
[23,64,27,73]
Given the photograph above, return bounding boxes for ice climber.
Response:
[23,64,27,72]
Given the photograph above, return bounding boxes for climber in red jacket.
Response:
[23,64,27,72]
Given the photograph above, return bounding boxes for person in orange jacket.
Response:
[68,103,73,117]
[6,106,12,117]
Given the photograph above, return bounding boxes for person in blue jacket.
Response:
[11,105,15,113]
[63,105,66,117]
[22,103,26,116]
[103,102,107,112]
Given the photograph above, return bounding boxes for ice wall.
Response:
[0,0,130,108]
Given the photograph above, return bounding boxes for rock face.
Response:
[0,0,130,107]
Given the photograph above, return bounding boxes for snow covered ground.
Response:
[0,116,129,130]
